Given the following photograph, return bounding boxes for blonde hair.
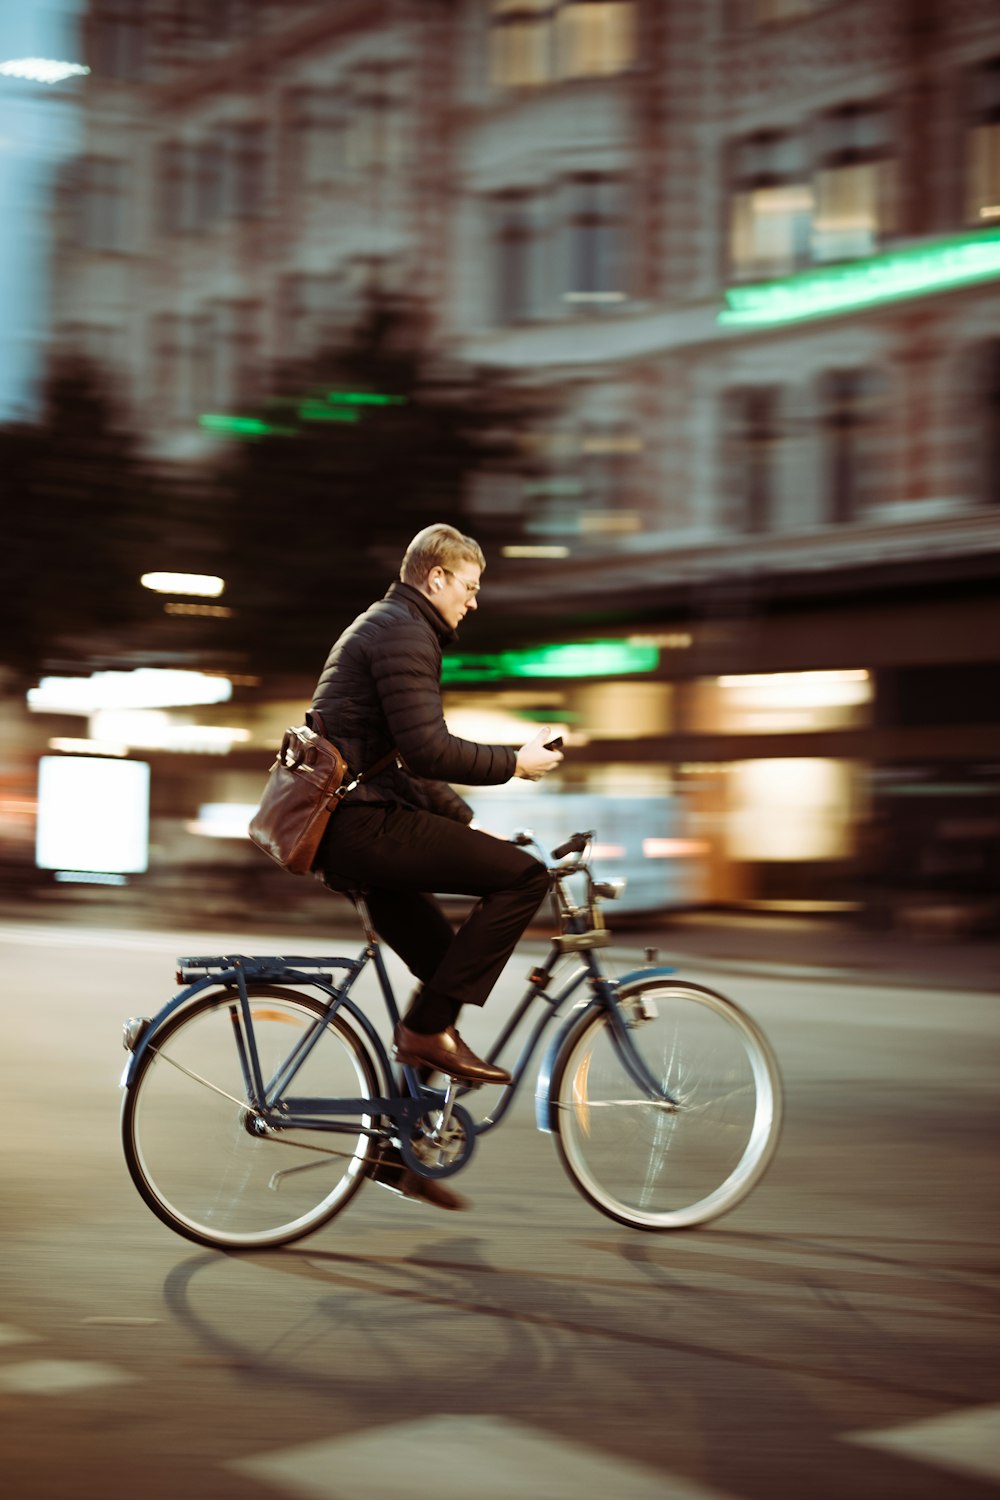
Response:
[400,524,485,585]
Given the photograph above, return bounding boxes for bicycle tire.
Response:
[551,978,783,1230]
[122,985,380,1250]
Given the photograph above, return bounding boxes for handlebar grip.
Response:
[551,830,593,861]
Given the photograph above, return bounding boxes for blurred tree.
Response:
[210,293,545,677]
[0,358,163,683]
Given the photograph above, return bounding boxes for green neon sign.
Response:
[198,393,406,437]
[324,391,406,406]
[441,640,659,684]
[297,399,359,424]
[718,228,1000,328]
[199,413,298,438]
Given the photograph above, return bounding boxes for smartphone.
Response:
[543,736,563,751]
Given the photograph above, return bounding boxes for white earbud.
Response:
[433,579,443,591]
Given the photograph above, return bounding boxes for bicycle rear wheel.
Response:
[122,985,380,1249]
[551,979,782,1230]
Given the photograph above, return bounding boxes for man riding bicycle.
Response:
[310,524,563,1207]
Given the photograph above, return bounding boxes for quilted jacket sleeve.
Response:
[371,614,516,788]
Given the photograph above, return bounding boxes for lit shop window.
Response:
[726,758,857,862]
[489,1,636,90]
[966,61,1000,226]
[688,671,873,736]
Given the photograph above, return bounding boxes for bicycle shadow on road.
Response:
[162,1224,997,1413]
[159,1226,1000,1500]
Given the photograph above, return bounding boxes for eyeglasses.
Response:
[442,567,481,597]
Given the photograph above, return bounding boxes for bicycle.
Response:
[120,829,783,1250]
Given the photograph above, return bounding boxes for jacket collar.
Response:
[385,580,458,645]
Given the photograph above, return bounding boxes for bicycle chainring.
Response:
[399,1101,475,1179]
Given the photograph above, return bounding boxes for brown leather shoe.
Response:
[393,1023,512,1086]
[369,1148,469,1212]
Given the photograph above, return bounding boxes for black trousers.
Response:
[317,805,550,1024]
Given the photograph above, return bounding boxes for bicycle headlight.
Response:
[593,878,626,901]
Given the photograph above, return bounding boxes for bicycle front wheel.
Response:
[122,985,380,1250]
[551,979,782,1230]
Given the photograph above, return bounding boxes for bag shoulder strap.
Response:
[306,709,398,793]
[339,746,399,796]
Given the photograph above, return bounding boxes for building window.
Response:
[151,312,221,423]
[819,369,883,525]
[189,313,217,415]
[489,1,636,90]
[77,157,128,252]
[729,111,896,279]
[812,105,897,262]
[224,124,267,220]
[562,176,628,307]
[282,274,345,358]
[88,0,147,81]
[722,387,782,533]
[345,70,403,175]
[966,60,1000,225]
[579,421,642,517]
[556,2,637,79]
[157,142,186,234]
[285,89,345,193]
[493,193,545,324]
[157,128,266,232]
[193,138,224,230]
[729,133,812,280]
[151,313,181,419]
[491,1,557,88]
[214,302,259,409]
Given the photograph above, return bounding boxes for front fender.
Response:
[615,963,676,990]
[534,997,599,1134]
[533,963,676,1134]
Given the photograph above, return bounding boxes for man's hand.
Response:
[515,726,564,782]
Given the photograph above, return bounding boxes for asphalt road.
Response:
[1,917,998,1500]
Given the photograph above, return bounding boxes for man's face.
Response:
[428,563,481,630]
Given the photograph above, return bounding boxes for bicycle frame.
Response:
[121,891,680,1152]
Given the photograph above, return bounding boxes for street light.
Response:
[0,59,90,85]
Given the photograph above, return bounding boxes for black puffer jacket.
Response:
[311,581,516,823]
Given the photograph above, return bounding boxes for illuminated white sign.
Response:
[28,669,233,714]
[36,757,150,874]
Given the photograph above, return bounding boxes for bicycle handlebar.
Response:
[550,830,594,862]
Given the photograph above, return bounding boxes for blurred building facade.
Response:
[39,0,1000,920]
